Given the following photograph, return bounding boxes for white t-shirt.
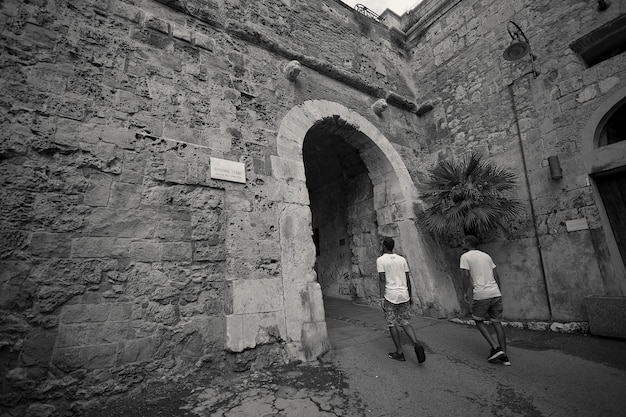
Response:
[459,249,501,300]
[376,253,410,304]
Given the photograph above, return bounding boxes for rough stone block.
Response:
[300,321,330,361]
[192,32,214,51]
[130,241,162,262]
[155,221,191,240]
[241,311,286,348]
[227,239,280,263]
[145,16,169,34]
[162,242,192,261]
[60,304,111,324]
[82,344,117,369]
[172,23,193,44]
[230,278,283,314]
[584,296,626,338]
[119,337,157,364]
[83,172,112,207]
[72,237,131,258]
[269,178,309,204]
[88,208,158,238]
[109,182,142,209]
[225,314,244,352]
[56,322,133,348]
[225,190,253,212]
[192,241,225,261]
[29,233,71,257]
[308,283,325,322]
[109,303,133,321]
[19,329,57,366]
[227,211,278,241]
[283,284,312,342]
[51,347,84,372]
[269,156,306,181]
[100,126,138,149]
[111,2,142,23]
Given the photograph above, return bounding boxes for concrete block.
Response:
[584,295,626,338]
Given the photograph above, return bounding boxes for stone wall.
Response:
[405,0,626,321]
[2,0,625,414]
[0,0,434,413]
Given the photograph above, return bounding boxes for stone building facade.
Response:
[0,0,625,414]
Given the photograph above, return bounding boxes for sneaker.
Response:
[414,343,426,363]
[388,352,406,361]
[488,347,505,361]
[497,355,511,366]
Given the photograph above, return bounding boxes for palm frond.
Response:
[419,152,525,238]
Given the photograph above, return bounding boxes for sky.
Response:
[341,0,423,16]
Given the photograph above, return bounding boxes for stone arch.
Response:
[582,86,626,294]
[270,100,460,360]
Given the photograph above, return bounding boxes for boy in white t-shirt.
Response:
[460,235,510,366]
[377,237,426,364]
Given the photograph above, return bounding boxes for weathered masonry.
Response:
[1,0,625,414]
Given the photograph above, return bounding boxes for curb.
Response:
[448,317,590,334]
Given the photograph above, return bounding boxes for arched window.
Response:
[599,99,626,147]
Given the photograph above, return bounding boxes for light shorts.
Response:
[383,299,411,327]
[471,296,503,322]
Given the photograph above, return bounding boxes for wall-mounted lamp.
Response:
[371,99,388,116]
[548,155,563,180]
[503,21,539,77]
[283,60,301,81]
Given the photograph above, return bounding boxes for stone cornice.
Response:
[148,0,432,116]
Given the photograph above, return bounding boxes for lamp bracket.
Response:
[507,21,531,45]
[505,21,539,77]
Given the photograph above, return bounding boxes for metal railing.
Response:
[354,4,380,22]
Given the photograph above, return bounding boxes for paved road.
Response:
[324,297,626,417]
[87,297,626,417]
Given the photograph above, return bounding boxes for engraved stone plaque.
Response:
[210,157,246,183]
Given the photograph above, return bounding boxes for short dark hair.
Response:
[382,237,395,251]
[463,235,479,248]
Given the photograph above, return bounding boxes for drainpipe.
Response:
[506,76,553,321]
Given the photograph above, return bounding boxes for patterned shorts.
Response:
[383,300,411,327]
[471,296,503,322]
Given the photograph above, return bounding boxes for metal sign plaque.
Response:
[210,157,246,183]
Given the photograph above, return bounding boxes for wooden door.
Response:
[595,169,626,270]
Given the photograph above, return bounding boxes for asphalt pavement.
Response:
[323,297,626,417]
[84,297,626,417]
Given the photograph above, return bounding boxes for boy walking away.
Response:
[377,237,426,364]
[460,235,511,366]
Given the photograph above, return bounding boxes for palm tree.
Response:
[419,153,525,239]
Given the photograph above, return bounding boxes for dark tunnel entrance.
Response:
[303,120,381,305]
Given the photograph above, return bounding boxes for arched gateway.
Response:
[225,100,460,361]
